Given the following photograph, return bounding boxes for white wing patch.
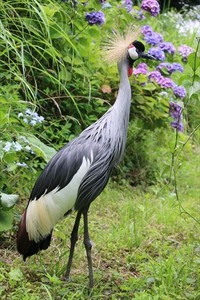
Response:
[26,154,93,242]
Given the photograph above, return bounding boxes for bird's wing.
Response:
[75,147,115,211]
[29,139,99,202]
[29,136,115,212]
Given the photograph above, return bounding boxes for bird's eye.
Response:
[128,45,139,60]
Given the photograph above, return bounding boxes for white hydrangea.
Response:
[18,108,44,126]
[16,162,27,167]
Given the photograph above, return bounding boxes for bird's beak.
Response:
[140,52,156,60]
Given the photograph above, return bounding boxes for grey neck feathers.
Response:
[81,56,132,161]
[114,58,131,107]
[105,57,132,161]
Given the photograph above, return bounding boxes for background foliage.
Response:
[0,0,199,229]
[0,0,199,298]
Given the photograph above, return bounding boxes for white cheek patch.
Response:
[128,46,138,60]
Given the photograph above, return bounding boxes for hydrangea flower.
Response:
[141,0,160,17]
[159,42,176,54]
[148,47,165,61]
[18,109,44,126]
[173,85,187,98]
[131,9,145,20]
[149,70,163,83]
[172,63,184,73]
[16,162,27,167]
[141,25,164,46]
[85,11,105,25]
[178,45,193,61]
[122,0,133,12]
[101,2,112,9]
[169,101,182,119]
[25,145,32,152]
[137,10,145,20]
[13,141,23,151]
[144,32,163,46]
[169,102,184,132]
[141,25,153,36]
[159,91,169,98]
[3,141,23,152]
[157,62,184,74]
[19,135,29,143]
[3,142,12,152]
[159,77,175,88]
[133,63,148,75]
[171,120,184,132]
[149,71,175,89]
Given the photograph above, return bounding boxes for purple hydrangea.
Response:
[169,102,184,132]
[171,120,184,132]
[148,47,165,61]
[172,63,184,73]
[122,0,133,12]
[141,0,160,17]
[157,62,171,73]
[159,77,175,88]
[159,42,176,54]
[85,11,105,25]
[149,70,162,82]
[169,102,182,119]
[133,63,148,75]
[141,25,153,36]
[178,45,193,62]
[173,85,187,99]
[149,71,175,89]
[157,62,184,74]
[141,25,163,46]
[136,10,145,20]
[144,32,164,46]
[131,9,145,19]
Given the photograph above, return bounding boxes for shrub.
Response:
[0,0,199,195]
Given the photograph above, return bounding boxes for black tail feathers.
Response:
[17,210,52,261]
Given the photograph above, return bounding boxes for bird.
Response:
[17,28,155,288]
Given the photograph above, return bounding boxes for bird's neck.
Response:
[104,58,132,162]
[113,58,132,115]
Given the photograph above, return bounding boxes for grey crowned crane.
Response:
[17,29,155,288]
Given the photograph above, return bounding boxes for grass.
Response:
[0,149,200,300]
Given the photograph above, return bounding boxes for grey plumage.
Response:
[29,58,131,209]
[17,35,155,288]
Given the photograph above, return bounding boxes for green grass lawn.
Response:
[0,150,199,300]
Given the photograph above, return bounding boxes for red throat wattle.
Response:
[128,67,133,77]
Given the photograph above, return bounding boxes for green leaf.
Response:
[187,53,195,66]
[3,152,17,164]
[188,81,200,98]
[88,27,101,38]
[8,268,24,282]
[142,83,157,91]
[0,210,14,231]
[7,163,17,172]
[58,67,72,81]
[41,4,59,19]
[0,192,19,208]
[26,135,56,162]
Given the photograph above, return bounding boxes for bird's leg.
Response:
[65,211,82,280]
[83,209,94,289]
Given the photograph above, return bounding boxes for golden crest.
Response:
[103,26,140,63]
